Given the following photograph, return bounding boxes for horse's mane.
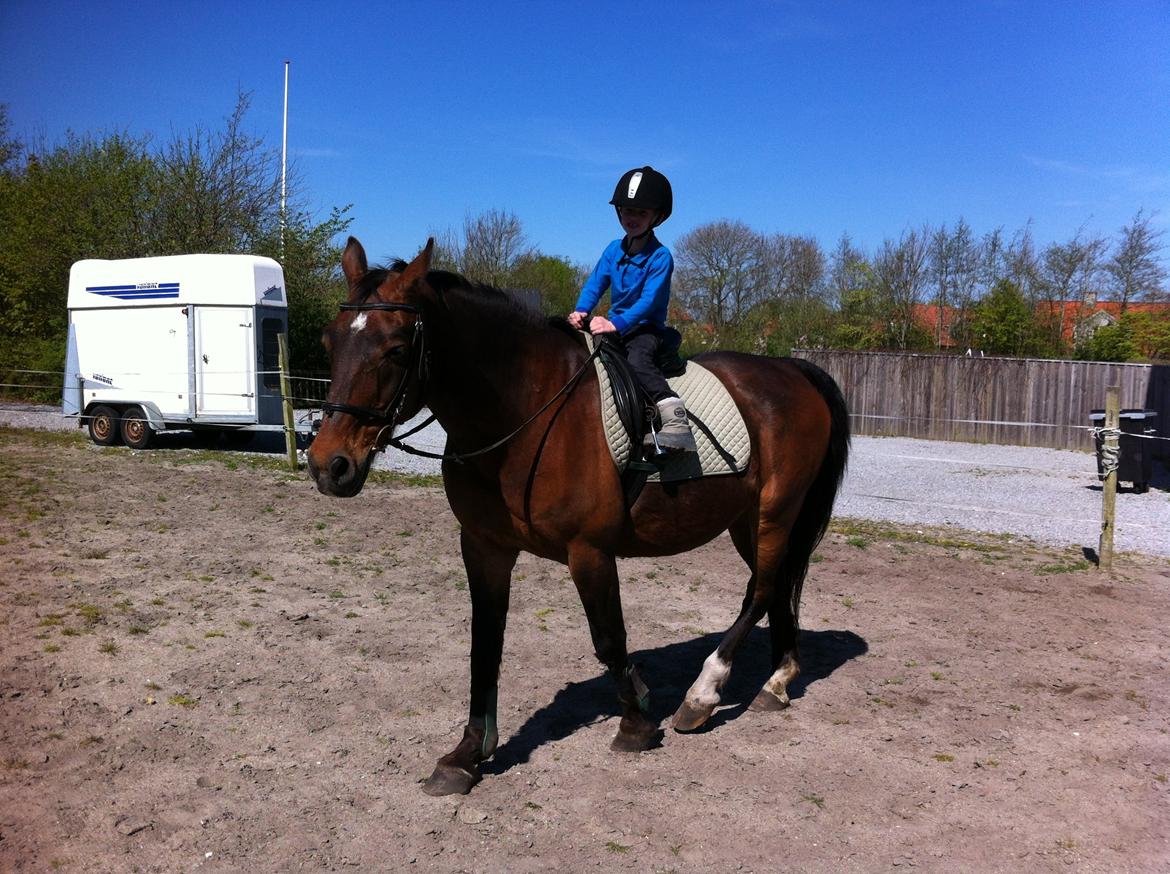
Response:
[357,259,576,343]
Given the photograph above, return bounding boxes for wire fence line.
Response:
[1,366,331,408]
[6,364,1163,435]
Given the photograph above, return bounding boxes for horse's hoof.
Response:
[671,700,715,732]
[422,763,479,796]
[610,725,663,752]
[748,688,790,712]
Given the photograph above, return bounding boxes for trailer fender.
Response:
[136,402,166,431]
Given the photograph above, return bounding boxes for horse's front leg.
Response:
[423,529,517,796]
[568,543,663,752]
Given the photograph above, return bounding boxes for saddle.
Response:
[582,332,751,501]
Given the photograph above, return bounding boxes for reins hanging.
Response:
[379,342,602,463]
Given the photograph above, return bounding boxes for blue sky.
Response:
[2,1,1167,268]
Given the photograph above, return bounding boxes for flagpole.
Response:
[280,60,289,257]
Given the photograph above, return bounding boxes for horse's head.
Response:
[307,236,434,497]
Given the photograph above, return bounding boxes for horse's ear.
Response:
[398,238,435,287]
[341,237,368,298]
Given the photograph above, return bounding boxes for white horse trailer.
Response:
[63,254,303,449]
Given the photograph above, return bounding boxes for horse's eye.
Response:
[386,344,408,362]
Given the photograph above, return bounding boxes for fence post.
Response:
[1098,385,1120,572]
[277,333,298,471]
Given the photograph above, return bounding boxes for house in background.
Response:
[913,299,1169,354]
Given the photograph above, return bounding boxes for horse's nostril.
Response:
[329,454,351,482]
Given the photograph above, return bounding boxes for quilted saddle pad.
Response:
[583,334,751,483]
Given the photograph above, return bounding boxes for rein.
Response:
[321,299,602,464]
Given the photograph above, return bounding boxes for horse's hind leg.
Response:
[749,539,809,712]
[672,516,772,731]
[568,542,662,753]
[423,529,517,796]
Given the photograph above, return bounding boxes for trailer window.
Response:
[261,318,283,391]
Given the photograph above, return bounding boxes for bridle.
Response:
[320,301,427,452]
[318,299,602,463]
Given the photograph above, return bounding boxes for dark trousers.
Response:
[622,327,674,403]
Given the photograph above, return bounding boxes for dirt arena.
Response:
[1,427,1168,873]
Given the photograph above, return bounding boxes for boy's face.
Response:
[618,206,657,238]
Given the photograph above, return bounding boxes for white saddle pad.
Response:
[583,334,751,483]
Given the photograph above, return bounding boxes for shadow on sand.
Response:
[483,626,867,776]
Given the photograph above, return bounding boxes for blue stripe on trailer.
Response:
[87,282,181,300]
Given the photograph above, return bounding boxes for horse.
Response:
[307,236,850,796]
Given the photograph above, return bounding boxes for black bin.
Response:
[1089,409,1158,494]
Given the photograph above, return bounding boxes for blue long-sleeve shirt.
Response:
[573,233,674,334]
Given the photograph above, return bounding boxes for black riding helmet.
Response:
[610,166,672,226]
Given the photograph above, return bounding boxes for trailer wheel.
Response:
[120,406,153,450]
[87,405,121,446]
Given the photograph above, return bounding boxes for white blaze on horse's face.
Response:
[350,312,369,334]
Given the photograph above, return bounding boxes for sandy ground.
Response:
[1,427,1169,873]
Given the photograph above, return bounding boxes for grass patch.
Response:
[71,603,103,625]
[367,470,444,488]
[1037,560,1092,575]
[168,693,198,708]
[605,841,631,854]
[830,518,1015,554]
[98,640,119,655]
[932,753,955,762]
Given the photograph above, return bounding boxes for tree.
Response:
[0,105,20,176]
[1104,208,1167,312]
[873,227,931,350]
[969,279,1044,356]
[0,129,158,373]
[510,252,587,316]
[1038,230,1106,353]
[674,220,768,342]
[458,209,532,286]
[1124,310,1170,359]
[928,219,980,350]
[1076,321,1137,362]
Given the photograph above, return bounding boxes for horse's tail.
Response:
[779,358,851,621]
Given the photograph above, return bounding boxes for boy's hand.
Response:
[567,311,588,330]
[589,316,618,334]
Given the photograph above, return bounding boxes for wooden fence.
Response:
[791,349,1170,456]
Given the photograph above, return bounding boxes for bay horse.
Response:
[307,236,850,796]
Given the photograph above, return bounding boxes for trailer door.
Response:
[193,306,255,418]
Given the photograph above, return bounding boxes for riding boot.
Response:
[653,396,698,453]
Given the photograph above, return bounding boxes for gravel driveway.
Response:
[4,404,1167,558]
